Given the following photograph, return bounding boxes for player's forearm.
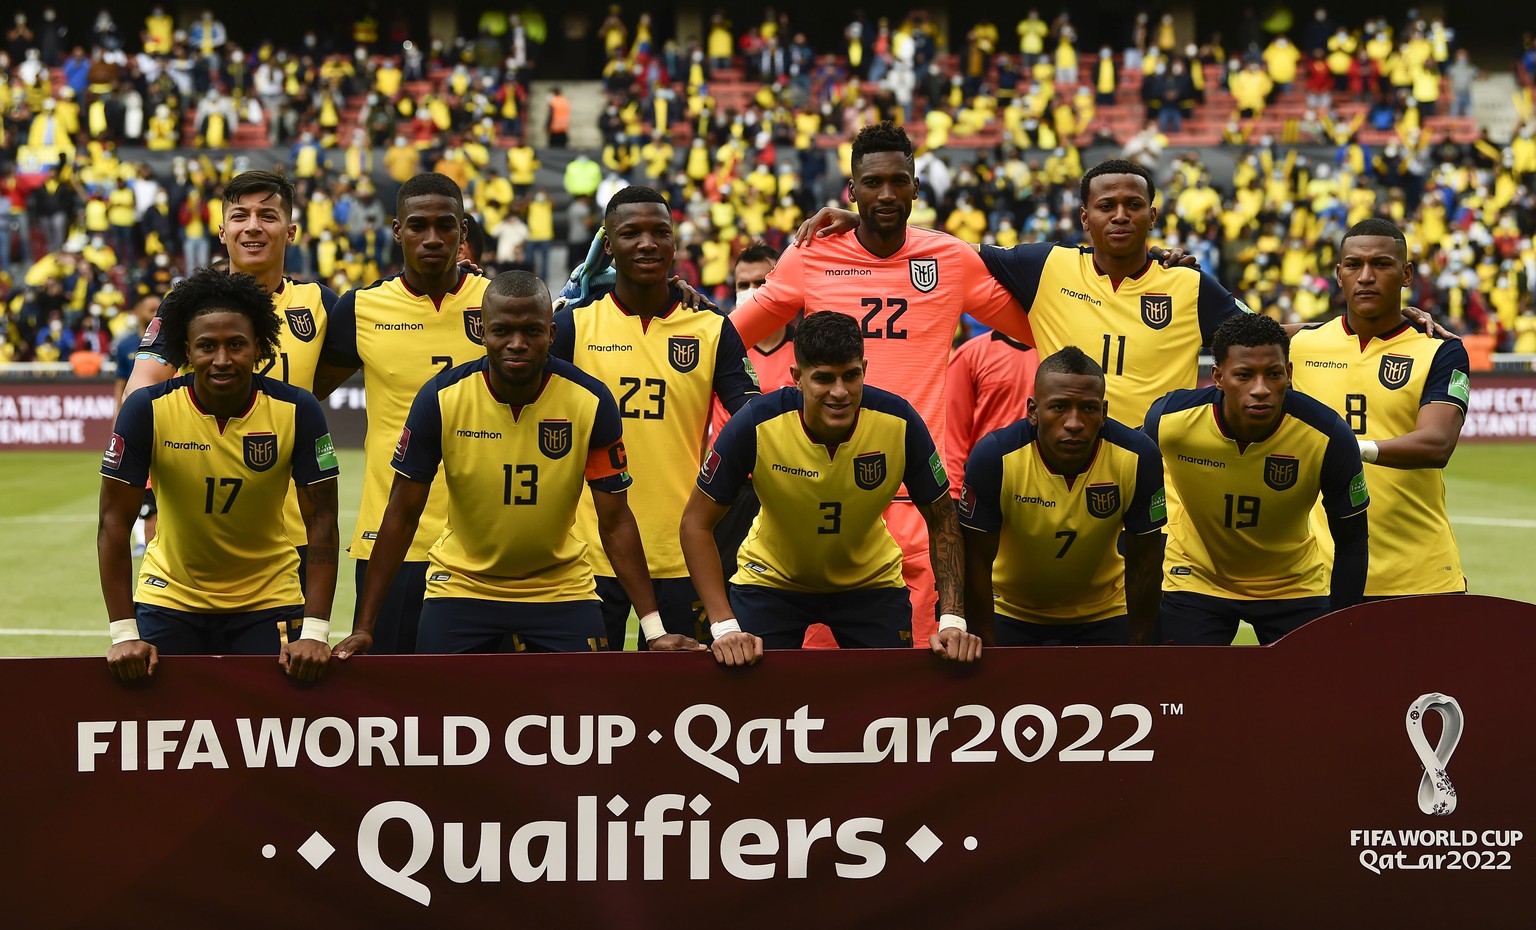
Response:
[680,515,733,623]
[597,505,660,617]
[96,517,136,623]
[1123,532,1164,645]
[121,356,175,401]
[310,362,359,401]
[300,481,341,621]
[919,498,965,618]
[962,560,996,646]
[1371,428,1457,470]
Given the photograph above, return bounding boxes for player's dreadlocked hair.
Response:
[157,266,281,369]
[1079,158,1157,208]
[396,171,465,216]
[1341,217,1407,250]
[1211,311,1289,364]
[1035,346,1106,389]
[223,169,297,217]
[603,184,670,221]
[794,311,864,369]
[851,121,914,173]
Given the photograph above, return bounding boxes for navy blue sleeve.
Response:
[1118,426,1167,534]
[899,399,948,504]
[978,242,1054,310]
[712,315,760,414]
[393,381,444,483]
[550,308,576,362]
[1141,393,1170,446]
[959,431,1005,532]
[113,334,137,374]
[1317,406,1369,519]
[101,386,154,487]
[289,388,340,486]
[696,396,761,503]
[1196,270,1246,344]
[1421,338,1472,413]
[320,289,361,367]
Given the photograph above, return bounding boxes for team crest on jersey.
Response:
[1086,482,1121,518]
[284,307,317,342]
[909,258,938,293]
[539,420,573,459]
[244,432,278,472]
[853,451,887,490]
[1263,454,1299,491]
[463,308,484,345]
[669,336,700,372]
[1141,294,1173,330]
[1379,354,1414,390]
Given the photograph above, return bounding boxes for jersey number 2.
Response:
[859,297,909,340]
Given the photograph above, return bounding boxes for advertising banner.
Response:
[1,595,1531,928]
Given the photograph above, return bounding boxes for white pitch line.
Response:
[1451,515,1536,528]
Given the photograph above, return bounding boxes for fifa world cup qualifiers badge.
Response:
[1406,692,1461,816]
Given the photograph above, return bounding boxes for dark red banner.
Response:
[0,379,118,450]
[1461,375,1536,440]
[1,595,1532,928]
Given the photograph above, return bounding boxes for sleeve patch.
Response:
[103,433,124,470]
[743,356,760,387]
[700,448,721,482]
[1149,486,1167,523]
[393,427,410,463]
[929,450,946,485]
[138,317,161,348]
[1349,470,1368,508]
[316,433,339,471]
[1448,370,1471,406]
[958,483,976,519]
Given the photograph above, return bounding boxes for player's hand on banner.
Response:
[106,640,159,682]
[671,275,718,312]
[930,628,983,663]
[710,631,764,667]
[280,639,331,681]
[1403,305,1458,340]
[331,630,373,660]
[1149,245,1200,270]
[649,633,710,653]
[792,207,860,247]
[553,227,615,311]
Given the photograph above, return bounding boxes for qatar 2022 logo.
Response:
[1406,693,1462,816]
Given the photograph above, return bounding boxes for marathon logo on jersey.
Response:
[909,258,938,293]
[539,420,573,459]
[393,427,411,464]
[138,317,161,348]
[1141,293,1173,330]
[1263,454,1299,491]
[1379,354,1414,390]
[1086,482,1121,518]
[464,307,484,345]
[102,433,125,470]
[285,307,317,343]
[700,448,721,482]
[244,432,278,472]
[958,483,976,520]
[854,451,887,490]
[669,335,700,373]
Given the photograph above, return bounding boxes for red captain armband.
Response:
[587,440,628,481]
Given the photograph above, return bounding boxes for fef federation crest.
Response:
[1086,482,1121,518]
[909,258,938,293]
[244,432,278,472]
[1379,354,1414,390]
[285,307,317,342]
[853,452,887,490]
[1141,293,1172,330]
[1263,454,1299,491]
[669,336,700,373]
[464,308,484,345]
[539,420,573,459]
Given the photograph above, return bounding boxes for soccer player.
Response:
[1143,314,1370,645]
[551,185,759,649]
[1291,218,1470,598]
[944,328,1038,494]
[729,121,1036,647]
[960,347,1166,645]
[331,272,703,656]
[314,172,491,654]
[97,268,340,681]
[121,170,339,589]
[680,312,980,665]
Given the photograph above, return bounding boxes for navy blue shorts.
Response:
[136,603,301,655]
[1158,590,1330,645]
[996,614,1130,646]
[595,575,705,650]
[354,559,428,655]
[730,583,912,649]
[416,597,606,654]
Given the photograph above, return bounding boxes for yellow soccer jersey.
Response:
[139,277,339,549]
[393,357,631,602]
[100,374,341,612]
[1291,318,1470,595]
[1144,385,1369,601]
[959,417,1167,624]
[980,242,1249,426]
[698,385,949,593]
[553,292,758,577]
[322,271,490,560]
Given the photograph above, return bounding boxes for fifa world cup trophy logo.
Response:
[1406,693,1463,816]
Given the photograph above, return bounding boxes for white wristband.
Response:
[299,617,331,644]
[638,610,666,642]
[939,613,968,633]
[1359,439,1380,464]
[710,619,742,639]
[109,618,141,645]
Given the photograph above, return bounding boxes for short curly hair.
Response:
[158,267,280,369]
[1211,311,1289,364]
[851,121,914,174]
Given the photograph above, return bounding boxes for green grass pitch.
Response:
[2,445,1532,656]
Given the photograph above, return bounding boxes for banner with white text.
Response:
[1,595,1532,928]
